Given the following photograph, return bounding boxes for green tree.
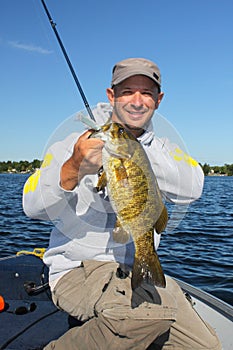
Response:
[202,163,211,176]
[31,159,42,170]
[225,164,233,176]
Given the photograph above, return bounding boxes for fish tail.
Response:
[132,237,166,290]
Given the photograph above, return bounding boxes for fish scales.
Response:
[108,158,150,223]
[93,122,168,289]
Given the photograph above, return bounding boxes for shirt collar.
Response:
[137,120,155,146]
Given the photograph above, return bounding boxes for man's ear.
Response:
[106,88,115,107]
[155,92,164,109]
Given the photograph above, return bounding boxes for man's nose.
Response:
[130,91,143,107]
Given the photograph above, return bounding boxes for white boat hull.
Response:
[174,278,233,350]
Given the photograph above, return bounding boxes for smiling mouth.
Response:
[127,110,146,118]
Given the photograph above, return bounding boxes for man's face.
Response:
[106,75,164,137]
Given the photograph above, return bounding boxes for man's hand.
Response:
[60,130,104,190]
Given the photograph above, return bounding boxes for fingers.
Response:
[60,130,104,190]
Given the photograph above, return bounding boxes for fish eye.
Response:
[118,127,125,135]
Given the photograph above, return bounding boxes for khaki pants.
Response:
[44,261,221,350]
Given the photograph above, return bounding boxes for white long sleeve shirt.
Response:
[23,103,204,284]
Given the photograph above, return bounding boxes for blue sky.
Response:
[1,0,232,165]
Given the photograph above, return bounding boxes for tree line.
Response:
[201,163,233,176]
[0,160,233,176]
[0,159,42,173]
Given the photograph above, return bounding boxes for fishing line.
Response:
[40,0,96,122]
[32,0,55,54]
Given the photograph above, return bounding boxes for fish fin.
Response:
[75,111,101,130]
[113,218,130,244]
[114,163,128,182]
[95,171,107,192]
[132,242,166,290]
[155,205,168,234]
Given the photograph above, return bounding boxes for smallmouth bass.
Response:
[93,122,168,289]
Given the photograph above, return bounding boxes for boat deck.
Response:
[0,254,232,349]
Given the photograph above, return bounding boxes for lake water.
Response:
[0,173,232,305]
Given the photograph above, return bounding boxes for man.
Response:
[23,58,221,349]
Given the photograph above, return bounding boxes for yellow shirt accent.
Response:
[41,153,53,168]
[170,148,198,167]
[23,153,54,194]
[23,169,41,194]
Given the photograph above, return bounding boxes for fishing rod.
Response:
[40,0,96,121]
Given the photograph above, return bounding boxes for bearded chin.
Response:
[125,124,142,131]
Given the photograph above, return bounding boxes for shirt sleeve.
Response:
[146,137,204,205]
[22,133,80,221]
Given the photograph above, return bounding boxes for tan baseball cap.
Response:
[111,58,161,88]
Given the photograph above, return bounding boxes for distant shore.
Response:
[0,159,232,176]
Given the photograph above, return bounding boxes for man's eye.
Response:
[122,90,132,95]
[142,91,153,96]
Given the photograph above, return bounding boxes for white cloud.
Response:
[9,41,53,54]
